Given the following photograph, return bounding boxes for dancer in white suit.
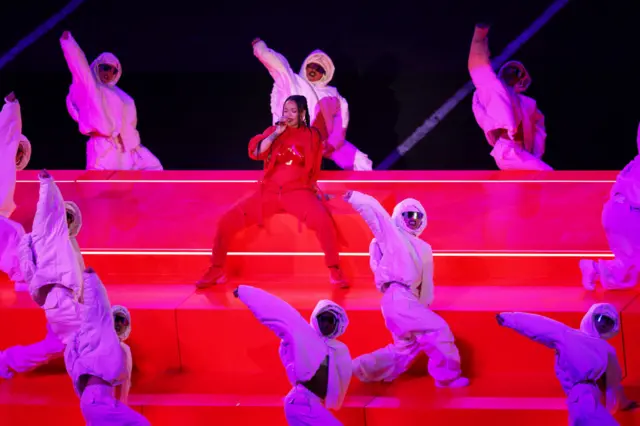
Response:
[65,268,149,425]
[580,122,640,290]
[0,171,84,378]
[469,24,552,171]
[253,38,372,171]
[497,303,637,425]
[345,190,468,388]
[0,92,32,291]
[61,31,162,171]
[234,285,351,425]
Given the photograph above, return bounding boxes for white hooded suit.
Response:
[61,33,162,171]
[237,285,352,425]
[253,40,372,171]
[469,26,552,171]
[112,304,133,403]
[0,175,85,379]
[65,270,149,425]
[346,191,466,387]
[499,303,632,425]
[580,123,640,290]
[0,95,31,290]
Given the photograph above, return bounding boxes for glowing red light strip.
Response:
[80,250,613,258]
[71,179,615,184]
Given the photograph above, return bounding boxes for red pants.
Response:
[211,187,340,267]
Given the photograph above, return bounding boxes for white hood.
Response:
[580,303,620,340]
[498,60,531,93]
[391,198,428,237]
[300,50,335,87]
[90,52,122,87]
[64,201,82,238]
[16,136,31,171]
[112,305,132,342]
[310,299,349,339]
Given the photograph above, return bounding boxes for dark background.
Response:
[0,0,638,171]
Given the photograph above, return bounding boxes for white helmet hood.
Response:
[391,198,427,237]
[580,303,620,340]
[310,299,348,339]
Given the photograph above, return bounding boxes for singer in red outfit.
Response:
[196,95,348,288]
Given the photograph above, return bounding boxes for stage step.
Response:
[13,170,614,253]
[2,285,637,381]
[67,250,611,286]
[1,374,638,426]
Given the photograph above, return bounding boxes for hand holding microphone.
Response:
[274,116,288,135]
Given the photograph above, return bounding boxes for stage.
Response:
[1,170,639,425]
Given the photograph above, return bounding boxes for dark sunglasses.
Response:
[595,314,614,325]
[306,63,326,74]
[318,311,338,324]
[402,211,424,220]
[66,211,74,224]
[99,64,118,74]
[503,66,523,78]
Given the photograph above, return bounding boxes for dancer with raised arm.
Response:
[345,190,469,388]
[580,122,640,290]
[0,171,84,379]
[234,285,351,425]
[196,95,348,289]
[253,37,372,171]
[0,92,31,291]
[60,31,162,171]
[497,303,638,424]
[469,24,552,171]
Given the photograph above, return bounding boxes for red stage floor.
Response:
[1,170,639,425]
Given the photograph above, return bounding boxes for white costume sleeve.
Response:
[369,239,382,272]
[237,285,326,382]
[604,347,631,413]
[327,95,349,149]
[0,97,21,146]
[118,341,133,404]
[420,247,435,305]
[532,108,546,159]
[119,99,142,152]
[468,27,519,146]
[347,191,402,251]
[18,234,36,285]
[60,34,113,137]
[29,176,84,301]
[253,41,297,92]
[499,312,569,349]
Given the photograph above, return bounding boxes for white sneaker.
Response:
[436,376,470,388]
[579,259,597,291]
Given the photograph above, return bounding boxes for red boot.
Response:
[196,266,228,289]
[329,266,349,289]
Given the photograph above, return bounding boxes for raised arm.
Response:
[468,24,491,73]
[532,108,547,158]
[497,312,569,349]
[59,32,96,91]
[32,171,68,241]
[0,93,22,146]
[344,190,401,247]
[252,39,297,90]
[236,285,322,347]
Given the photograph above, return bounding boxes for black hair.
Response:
[283,95,311,128]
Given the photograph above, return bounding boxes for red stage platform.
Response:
[1,170,639,425]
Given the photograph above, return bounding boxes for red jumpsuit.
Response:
[209,125,341,271]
